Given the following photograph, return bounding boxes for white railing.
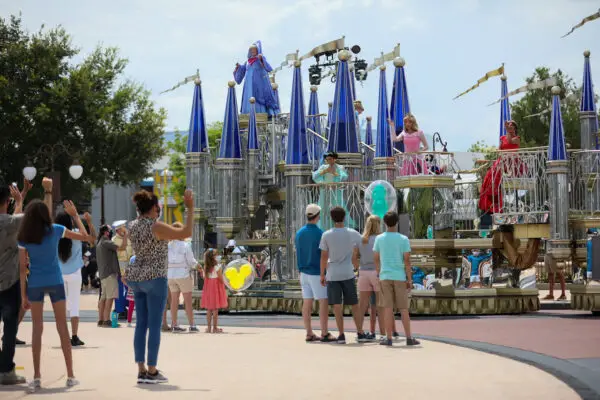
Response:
[453,179,481,232]
[395,152,454,177]
[492,147,549,225]
[570,150,600,217]
[296,181,369,231]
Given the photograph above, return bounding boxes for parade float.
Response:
[181,37,599,315]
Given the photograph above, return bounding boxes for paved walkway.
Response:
[4,291,598,398]
[4,323,580,400]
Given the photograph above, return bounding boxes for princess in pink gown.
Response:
[389,114,430,176]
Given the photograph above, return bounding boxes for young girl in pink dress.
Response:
[389,114,430,176]
[201,249,228,333]
[126,256,135,327]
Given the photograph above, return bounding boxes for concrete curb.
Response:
[416,335,600,400]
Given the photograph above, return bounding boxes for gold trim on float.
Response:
[513,224,550,239]
[235,239,287,246]
[394,175,455,189]
[239,112,269,128]
[569,216,600,229]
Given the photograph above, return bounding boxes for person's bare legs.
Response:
[98,299,105,323]
[377,307,385,335]
[71,317,79,337]
[399,309,412,339]
[333,304,344,336]
[558,272,567,299]
[385,307,395,340]
[170,290,180,327]
[545,272,555,299]
[30,302,44,379]
[212,311,222,333]
[369,304,376,334]
[162,288,171,330]
[318,299,329,337]
[182,292,195,326]
[205,310,212,333]
[51,300,74,377]
[302,299,315,337]
[102,299,114,322]
[356,291,371,333]
[351,304,362,333]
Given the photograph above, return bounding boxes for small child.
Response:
[373,211,420,347]
[126,255,136,327]
[201,249,228,333]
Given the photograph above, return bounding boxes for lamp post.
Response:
[432,132,448,152]
[23,142,83,207]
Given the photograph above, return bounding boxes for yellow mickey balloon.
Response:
[223,258,256,292]
[240,264,253,278]
[225,268,237,280]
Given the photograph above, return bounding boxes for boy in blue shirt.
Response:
[373,211,420,347]
[295,204,332,342]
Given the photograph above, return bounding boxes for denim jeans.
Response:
[127,278,167,367]
[0,280,21,373]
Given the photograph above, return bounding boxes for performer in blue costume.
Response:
[233,41,280,116]
[467,249,492,288]
[312,151,351,229]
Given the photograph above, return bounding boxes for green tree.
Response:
[511,67,580,148]
[0,15,166,204]
[167,121,223,210]
[166,131,187,212]
[467,140,498,161]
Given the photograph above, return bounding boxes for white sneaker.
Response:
[127,323,133,328]
[28,378,41,393]
[66,377,79,387]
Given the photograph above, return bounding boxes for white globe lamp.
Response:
[69,162,83,180]
[23,166,37,181]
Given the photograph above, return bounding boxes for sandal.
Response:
[213,328,223,333]
[320,333,336,343]
[557,295,567,301]
[305,334,321,342]
[542,294,554,300]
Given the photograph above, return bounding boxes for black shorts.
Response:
[327,278,358,306]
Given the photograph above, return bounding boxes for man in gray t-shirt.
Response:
[319,206,365,344]
[0,181,32,384]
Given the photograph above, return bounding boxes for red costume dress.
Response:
[478,135,520,214]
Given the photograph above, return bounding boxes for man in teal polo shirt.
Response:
[295,204,332,342]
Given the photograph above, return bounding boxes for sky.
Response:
[2,0,600,151]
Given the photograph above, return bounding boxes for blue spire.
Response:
[247,97,259,150]
[187,79,209,153]
[581,50,597,113]
[307,86,322,162]
[365,116,374,166]
[349,66,357,101]
[390,58,410,153]
[285,61,309,164]
[365,116,373,146]
[375,66,392,158]
[499,76,511,138]
[548,86,567,161]
[272,82,281,113]
[327,51,359,153]
[218,81,242,159]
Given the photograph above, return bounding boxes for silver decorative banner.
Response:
[562,8,600,38]
[366,43,401,72]
[298,37,346,61]
[488,77,558,106]
[160,70,199,94]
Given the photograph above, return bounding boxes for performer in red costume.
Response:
[479,120,521,214]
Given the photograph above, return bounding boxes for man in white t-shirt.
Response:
[167,222,198,333]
